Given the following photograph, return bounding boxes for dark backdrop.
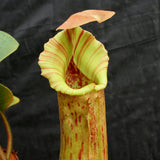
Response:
[0,0,160,160]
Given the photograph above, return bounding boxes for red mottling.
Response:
[66,136,69,146]
[70,153,72,160]
[75,133,78,141]
[79,115,81,123]
[78,103,80,106]
[102,133,104,146]
[75,111,78,126]
[67,78,72,83]
[78,77,82,87]
[85,81,89,86]
[58,90,107,160]
[87,98,91,105]
[94,142,96,153]
[64,135,67,151]
[68,102,71,109]
[78,142,84,160]
[70,138,72,148]
[60,117,63,123]
[71,123,73,130]
[101,126,103,132]
[65,59,93,89]
[81,105,85,109]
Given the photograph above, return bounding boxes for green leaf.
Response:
[38,27,109,95]
[0,31,19,62]
[0,83,20,111]
[9,96,20,107]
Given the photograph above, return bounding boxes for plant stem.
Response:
[0,146,7,160]
[0,111,12,160]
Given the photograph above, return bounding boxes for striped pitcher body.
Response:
[58,90,108,160]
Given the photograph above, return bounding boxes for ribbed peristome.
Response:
[38,27,109,95]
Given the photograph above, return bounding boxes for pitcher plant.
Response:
[38,10,115,160]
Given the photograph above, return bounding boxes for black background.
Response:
[0,0,160,160]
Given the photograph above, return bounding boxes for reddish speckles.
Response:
[67,78,72,83]
[65,59,93,89]
[101,126,103,132]
[66,137,69,145]
[58,90,108,160]
[71,123,73,130]
[102,133,104,146]
[81,105,85,109]
[70,153,72,160]
[64,113,68,117]
[87,98,91,105]
[75,133,78,141]
[64,136,67,151]
[75,111,78,126]
[70,138,72,148]
[68,119,70,124]
[94,142,96,152]
[62,129,64,135]
[60,118,64,125]
[79,115,81,123]
[78,142,84,160]
[103,148,105,160]
[68,102,71,109]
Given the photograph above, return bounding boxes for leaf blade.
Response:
[0,31,19,62]
[0,84,19,111]
[9,96,20,107]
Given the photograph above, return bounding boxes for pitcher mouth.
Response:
[38,27,109,96]
[65,58,94,89]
